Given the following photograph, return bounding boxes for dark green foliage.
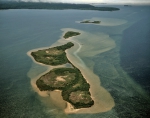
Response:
[36,66,93,108]
[71,99,94,109]
[56,42,74,51]
[63,31,81,39]
[80,20,90,23]
[52,68,76,75]
[31,41,93,108]
[31,52,68,65]
[92,21,101,24]
[62,90,94,109]
[37,67,90,92]
[81,20,101,24]
[36,79,55,91]
[0,1,120,11]
[31,42,74,66]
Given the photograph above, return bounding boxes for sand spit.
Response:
[50,90,67,109]
[64,32,114,113]
[27,28,115,114]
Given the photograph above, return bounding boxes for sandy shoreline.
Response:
[27,28,115,114]
[64,34,115,114]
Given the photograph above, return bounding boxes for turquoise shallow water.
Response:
[0,6,150,117]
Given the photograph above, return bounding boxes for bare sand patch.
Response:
[50,90,67,109]
[56,76,66,82]
[46,50,49,53]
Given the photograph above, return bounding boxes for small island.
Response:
[31,42,74,66]
[36,67,94,108]
[80,20,101,24]
[124,5,131,7]
[63,31,80,39]
[31,33,94,109]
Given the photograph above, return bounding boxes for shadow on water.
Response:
[120,17,150,93]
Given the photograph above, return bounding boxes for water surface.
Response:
[0,6,150,117]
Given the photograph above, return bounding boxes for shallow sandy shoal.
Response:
[27,28,115,114]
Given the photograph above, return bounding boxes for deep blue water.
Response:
[0,6,150,118]
[120,16,150,93]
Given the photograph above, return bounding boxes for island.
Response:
[63,31,80,39]
[80,20,101,24]
[31,42,74,66]
[31,33,94,109]
[124,5,131,7]
[36,67,94,108]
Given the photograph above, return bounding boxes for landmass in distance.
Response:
[0,1,120,11]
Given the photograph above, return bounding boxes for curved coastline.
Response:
[65,35,115,113]
[27,28,115,114]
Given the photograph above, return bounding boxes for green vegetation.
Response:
[31,41,94,109]
[31,42,74,66]
[69,91,94,108]
[63,31,80,39]
[124,5,131,7]
[36,65,94,108]
[0,1,120,11]
[81,20,101,24]
[36,68,77,91]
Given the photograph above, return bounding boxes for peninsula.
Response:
[80,20,101,24]
[31,32,94,109]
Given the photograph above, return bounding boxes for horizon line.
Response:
[1,1,150,5]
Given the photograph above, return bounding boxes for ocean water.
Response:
[0,6,150,118]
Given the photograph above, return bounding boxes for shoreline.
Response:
[27,28,115,114]
[65,35,115,114]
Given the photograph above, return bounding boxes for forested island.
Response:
[0,1,120,11]
[31,42,74,66]
[80,20,101,24]
[63,31,80,39]
[31,32,94,109]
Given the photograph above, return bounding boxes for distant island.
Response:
[124,5,132,7]
[80,20,101,24]
[31,32,94,109]
[0,1,120,11]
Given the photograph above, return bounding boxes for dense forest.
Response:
[0,1,120,11]
[31,42,74,66]
[32,41,94,109]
